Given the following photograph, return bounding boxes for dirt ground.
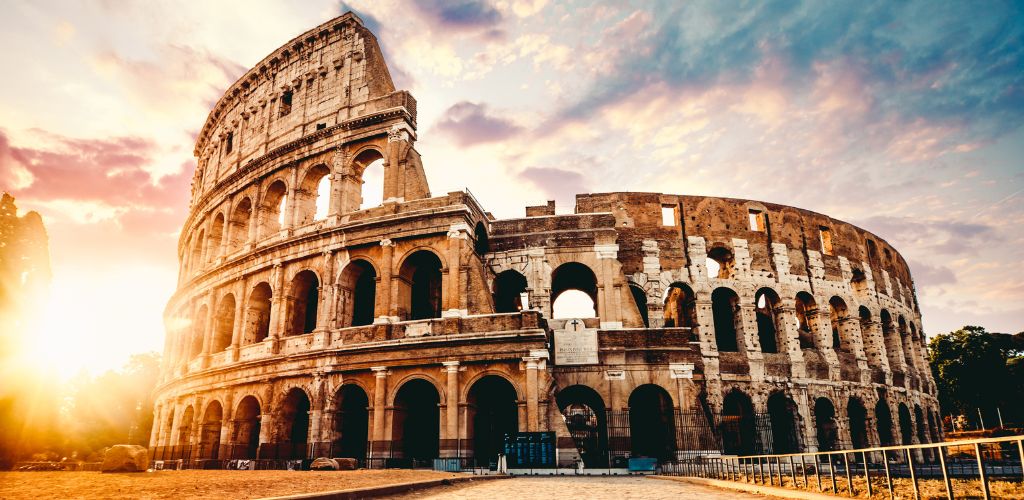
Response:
[0,469,463,500]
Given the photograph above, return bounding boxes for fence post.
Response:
[862,451,872,497]
[883,449,894,498]
[907,448,920,500]
[828,454,837,494]
[844,452,854,496]
[937,445,953,500]
[975,442,990,500]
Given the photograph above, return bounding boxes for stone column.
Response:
[378,239,395,320]
[524,357,540,431]
[317,250,335,332]
[595,244,620,328]
[268,262,285,352]
[370,366,389,457]
[149,403,163,448]
[246,196,259,248]
[777,302,808,378]
[201,290,217,368]
[443,361,460,457]
[444,224,469,316]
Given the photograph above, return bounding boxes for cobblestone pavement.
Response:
[391,475,774,499]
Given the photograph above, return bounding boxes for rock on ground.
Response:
[310,458,339,471]
[100,445,149,473]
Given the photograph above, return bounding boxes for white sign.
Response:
[554,318,599,365]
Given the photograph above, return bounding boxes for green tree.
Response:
[929,325,1024,428]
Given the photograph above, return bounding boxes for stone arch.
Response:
[880,309,902,370]
[628,384,677,460]
[493,269,528,313]
[755,287,783,353]
[227,196,252,252]
[898,402,913,445]
[473,222,489,255]
[628,282,650,327]
[338,258,377,327]
[706,245,734,279]
[766,391,801,454]
[207,212,225,262]
[914,404,927,444]
[199,400,224,459]
[555,384,608,468]
[875,399,895,446]
[295,163,331,225]
[258,178,289,237]
[467,375,519,463]
[721,389,756,455]
[190,229,205,274]
[795,291,818,349]
[396,249,444,320]
[829,296,851,351]
[351,147,385,211]
[190,304,209,359]
[233,395,261,459]
[711,287,741,352]
[333,384,369,460]
[663,282,696,328]
[161,408,175,447]
[392,378,441,461]
[178,405,195,446]
[848,396,869,449]
[814,397,839,452]
[277,387,312,459]
[387,373,446,406]
[286,269,320,335]
[461,370,524,403]
[212,293,235,352]
[244,282,273,344]
[551,262,599,319]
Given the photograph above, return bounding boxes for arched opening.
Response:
[880,310,902,369]
[711,287,741,352]
[848,397,869,449]
[721,390,756,455]
[928,410,940,443]
[473,222,489,255]
[162,411,174,447]
[663,283,696,328]
[333,385,369,460]
[199,401,223,459]
[355,151,385,210]
[755,288,782,353]
[279,388,311,460]
[492,270,528,313]
[629,284,650,327]
[628,384,676,460]
[814,398,838,452]
[227,197,252,253]
[467,376,518,465]
[556,385,608,467]
[899,316,916,371]
[706,246,734,279]
[212,293,235,352]
[795,292,818,349]
[339,260,377,327]
[287,270,319,335]
[767,392,800,454]
[178,406,195,447]
[392,379,440,462]
[244,282,272,344]
[914,405,927,444]
[295,164,330,225]
[190,230,205,274]
[898,403,913,445]
[208,213,225,262]
[233,396,261,459]
[190,305,208,359]
[398,251,443,320]
[259,180,288,237]
[551,262,598,319]
[829,297,849,351]
[875,399,894,447]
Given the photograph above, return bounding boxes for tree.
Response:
[929,325,1024,428]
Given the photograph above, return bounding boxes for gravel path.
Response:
[390,475,774,499]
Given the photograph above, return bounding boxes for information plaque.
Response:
[503,431,555,468]
[553,318,598,365]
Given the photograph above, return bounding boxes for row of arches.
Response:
[183,150,386,278]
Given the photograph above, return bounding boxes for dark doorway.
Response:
[767,392,800,454]
[392,379,440,462]
[814,398,838,452]
[875,400,894,447]
[556,385,608,467]
[280,388,311,459]
[628,384,676,459]
[468,376,518,464]
[234,396,261,459]
[898,403,913,445]
[721,390,756,455]
[848,397,869,449]
[334,385,369,459]
[401,251,443,320]
[493,270,528,313]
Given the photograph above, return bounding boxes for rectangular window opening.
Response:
[819,226,834,256]
[280,90,293,116]
[316,123,326,130]
[661,205,676,226]
[748,209,765,232]
[225,131,234,154]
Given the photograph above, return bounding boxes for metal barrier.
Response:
[662,435,1024,500]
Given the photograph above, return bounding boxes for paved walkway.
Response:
[390,475,775,499]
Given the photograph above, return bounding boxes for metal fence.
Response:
[662,434,1024,500]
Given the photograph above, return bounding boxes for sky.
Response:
[0,0,1021,377]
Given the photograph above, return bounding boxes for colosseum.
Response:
[150,13,941,470]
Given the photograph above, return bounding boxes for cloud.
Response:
[908,260,957,287]
[410,0,503,31]
[518,167,589,206]
[434,101,522,146]
[856,215,999,257]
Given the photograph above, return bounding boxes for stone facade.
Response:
[151,13,940,467]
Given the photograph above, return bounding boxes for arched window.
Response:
[875,399,895,447]
[212,293,235,352]
[880,309,902,369]
[392,379,440,461]
[190,230,205,274]
[493,270,528,313]
[628,384,676,459]
[467,376,518,463]
[914,405,927,444]
[898,403,913,445]
[556,385,608,468]
[795,292,817,349]
[663,283,696,328]
[352,149,385,210]
[244,282,273,344]
[847,397,869,449]
[177,406,195,446]
[339,259,377,327]
[296,164,330,226]
[398,250,443,320]
[767,392,800,454]
[278,388,311,460]
[259,180,288,237]
[814,398,838,452]
[227,197,252,253]
[191,304,208,359]
[711,287,740,352]
[234,396,261,459]
[899,316,916,371]
[629,284,649,327]
[208,213,225,262]
[721,390,756,455]
[551,262,598,319]
[199,401,223,459]
[287,270,319,335]
[705,246,734,279]
[333,385,369,460]
[473,222,489,255]
[828,297,850,351]
[755,288,782,353]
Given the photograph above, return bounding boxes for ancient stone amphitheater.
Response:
[150,13,941,469]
